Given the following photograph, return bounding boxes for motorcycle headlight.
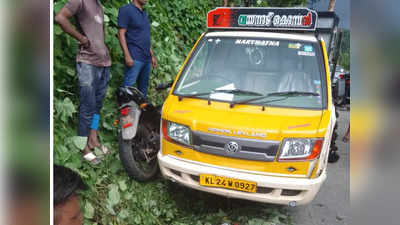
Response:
[279,138,323,161]
[164,121,191,146]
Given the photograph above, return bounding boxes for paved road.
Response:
[289,109,350,225]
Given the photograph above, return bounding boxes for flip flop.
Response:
[83,152,101,165]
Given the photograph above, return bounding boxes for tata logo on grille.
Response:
[225,141,240,153]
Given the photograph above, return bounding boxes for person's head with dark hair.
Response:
[54,165,86,225]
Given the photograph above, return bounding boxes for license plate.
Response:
[199,174,257,193]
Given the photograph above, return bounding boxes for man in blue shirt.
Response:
[117,0,157,97]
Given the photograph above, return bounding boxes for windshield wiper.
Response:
[177,89,263,101]
[177,92,212,101]
[214,89,264,96]
[266,91,319,97]
[230,91,319,108]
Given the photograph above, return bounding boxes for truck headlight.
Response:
[279,138,323,161]
[162,120,191,146]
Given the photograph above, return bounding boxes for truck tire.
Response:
[328,111,340,163]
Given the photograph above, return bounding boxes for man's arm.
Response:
[55,7,89,47]
[150,47,157,68]
[117,28,134,67]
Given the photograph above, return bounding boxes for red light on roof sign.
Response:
[207,8,317,31]
[207,8,232,28]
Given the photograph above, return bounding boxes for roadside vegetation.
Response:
[339,29,350,70]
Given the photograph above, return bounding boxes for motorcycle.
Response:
[116,82,172,181]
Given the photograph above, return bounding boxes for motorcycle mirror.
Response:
[155,81,173,91]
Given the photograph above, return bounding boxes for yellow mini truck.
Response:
[158,7,336,206]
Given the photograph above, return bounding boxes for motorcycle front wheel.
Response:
[119,125,159,181]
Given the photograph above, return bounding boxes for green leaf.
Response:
[57,145,69,154]
[104,14,110,23]
[56,88,74,95]
[94,147,103,156]
[55,26,63,35]
[124,192,132,200]
[133,215,141,224]
[118,180,127,191]
[105,200,116,215]
[109,160,122,174]
[166,210,174,219]
[84,201,95,219]
[102,120,113,131]
[118,209,129,219]
[54,2,64,13]
[66,68,75,76]
[72,136,88,150]
[151,21,160,27]
[108,184,120,206]
[55,97,76,123]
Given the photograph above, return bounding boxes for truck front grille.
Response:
[192,131,280,162]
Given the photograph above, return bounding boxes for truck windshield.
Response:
[174,36,326,109]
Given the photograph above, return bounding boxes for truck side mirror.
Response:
[155,81,173,91]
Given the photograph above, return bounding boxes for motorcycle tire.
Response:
[119,125,159,181]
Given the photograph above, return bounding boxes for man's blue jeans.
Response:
[122,60,151,97]
[77,62,110,137]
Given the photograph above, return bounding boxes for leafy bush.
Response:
[339,29,350,70]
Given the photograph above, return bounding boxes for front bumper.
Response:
[158,152,326,206]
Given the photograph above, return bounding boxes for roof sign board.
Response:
[207,8,318,31]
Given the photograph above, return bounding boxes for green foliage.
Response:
[339,29,350,70]
[84,201,95,219]
[54,97,76,123]
[53,0,305,224]
[339,51,350,71]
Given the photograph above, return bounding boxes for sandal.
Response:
[83,152,101,165]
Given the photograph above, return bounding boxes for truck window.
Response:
[174,36,326,109]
